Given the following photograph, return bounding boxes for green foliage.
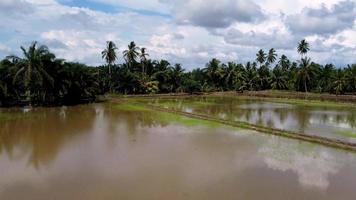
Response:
[0,39,355,107]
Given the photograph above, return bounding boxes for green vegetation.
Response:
[336,131,356,138]
[114,103,151,112]
[1,39,356,107]
[114,102,221,128]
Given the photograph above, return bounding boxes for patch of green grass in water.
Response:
[270,98,354,108]
[336,130,356,138]
[0,112,27,122]
[114,103,151,112]
[155,112,222,128]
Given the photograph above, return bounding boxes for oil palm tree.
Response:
[256,49,266,67]
[11,42,54,104]
[140,48,149,74]
[267,48,277,65]
[101,41,118,75]
[297,39,310,59]
[123,41,140,69]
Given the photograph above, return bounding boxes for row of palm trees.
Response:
[0,39,355,106]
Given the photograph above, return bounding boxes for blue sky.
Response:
[0,0,355,69]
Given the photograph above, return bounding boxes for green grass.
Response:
[114,102,223,128]
[114,103,151,112]
[268,98,356,108]
[156,111,222,128]
[336,130,356,138]
[207,95,356,109]
[0,112,27,122]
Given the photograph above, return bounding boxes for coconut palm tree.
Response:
[123,41,140,69]
[278,55,290,71]
[204,58,224,90]
[296,57,315,92]
[333,69,345,95]
[140,48,149,74]
[271,66,288,90]
[297,39,310,59]
[267,48,277,65]
[101,41,118,75]
[345,64,356,92]
[170,63,185,92]
[11,42,54,104]
[256,49,266,67]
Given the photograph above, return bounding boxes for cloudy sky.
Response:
[0,0,355,69]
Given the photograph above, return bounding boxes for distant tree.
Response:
[297,39,310,58]
[296,57,316,92]
[140,48,149,74]
[278,55,290,71]
[256,49,266,67]
[101,41,118,75]
[333,69,345,95]
[11,41,54,104]
[123,41,140,69]
[271,66,288,90]
[267,48,277,65]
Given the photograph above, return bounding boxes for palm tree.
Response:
[278,55,290,71]
[241,62,259,91]
[11,42,54,104]
[297,39,310,59]
[101,41,118,75]
[140,48,149,74]
[170,63,185,92]
[256,49,266,67]
[123,41,140,69]
[267,48,277,65]
[296,57,315,92]
[271,66,288,90]
[345,64,356,92]
[204,58,224,90]
[333,69,345,95]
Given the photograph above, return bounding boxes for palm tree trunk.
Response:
[304,80,307,93]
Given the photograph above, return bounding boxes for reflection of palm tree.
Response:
[0,106,97,169]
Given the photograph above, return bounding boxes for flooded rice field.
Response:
[142,96,356,142]
[1,98,356,199]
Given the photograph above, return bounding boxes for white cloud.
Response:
[0,0,355,68]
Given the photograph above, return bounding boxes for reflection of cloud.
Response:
[258,136,348,190]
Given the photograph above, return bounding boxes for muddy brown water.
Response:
[142,96,356,143]
[1,102,356,200]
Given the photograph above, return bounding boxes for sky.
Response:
[0,0,355,69]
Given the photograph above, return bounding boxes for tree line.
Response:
[0,39,355,106]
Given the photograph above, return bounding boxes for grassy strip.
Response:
[111,92,356,109]
[140,103,356,152]
[336,131,356,138]
[114,103,151,112]
[114,102,222,128]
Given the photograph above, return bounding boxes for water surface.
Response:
[1,103,356,199]
[142,96,356,142]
